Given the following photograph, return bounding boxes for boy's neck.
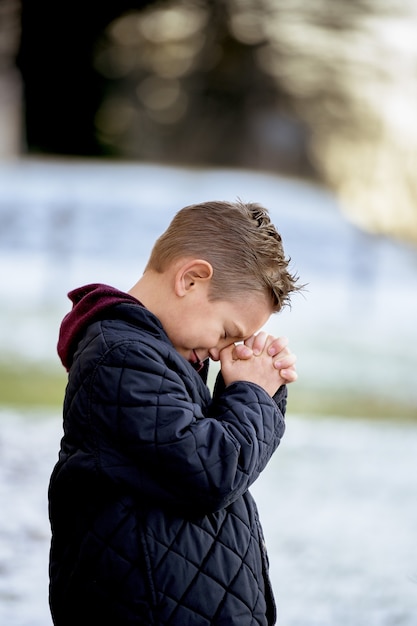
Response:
[128,269,171,318]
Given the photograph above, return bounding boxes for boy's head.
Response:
[145,200,300,312]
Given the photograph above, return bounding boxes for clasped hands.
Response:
[219,332,297,397]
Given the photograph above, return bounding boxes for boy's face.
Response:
[163,280,272,365]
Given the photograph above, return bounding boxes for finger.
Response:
[232,343,253,360]
[251,331,269,355]
[279,367,298,383]
[273,352,297,370]
[243,334,256,350]
[267,336,289,357]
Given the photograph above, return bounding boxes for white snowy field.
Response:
[0,409,416,626]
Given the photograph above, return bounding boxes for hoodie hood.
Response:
[57,283,140,370]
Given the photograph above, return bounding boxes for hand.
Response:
[219,332,297,396]
[245,333,298,384]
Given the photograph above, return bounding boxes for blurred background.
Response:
[0,1,417,625]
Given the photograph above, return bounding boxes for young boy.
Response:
[49,200,300,626]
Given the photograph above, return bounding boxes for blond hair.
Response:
[146,200,301,312]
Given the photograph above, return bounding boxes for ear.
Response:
[174,259,213,296]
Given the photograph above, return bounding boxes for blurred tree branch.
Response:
[0,0,21,156]
[15,0,417,241]
[17,0,159,155]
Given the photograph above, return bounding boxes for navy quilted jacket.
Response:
[49,285,287,626]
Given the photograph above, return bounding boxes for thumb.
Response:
[219,342,234,366]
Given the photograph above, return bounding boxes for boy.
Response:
[49,200,301,625]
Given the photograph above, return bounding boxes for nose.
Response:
[208,347,221,361]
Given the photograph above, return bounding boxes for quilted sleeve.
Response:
[89,341,285,513]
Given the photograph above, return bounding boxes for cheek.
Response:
[196,329,221,350]
[164,321,190,349]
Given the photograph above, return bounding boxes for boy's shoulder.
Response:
[58,283,163,370]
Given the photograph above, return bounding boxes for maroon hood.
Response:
[57,283,140,370]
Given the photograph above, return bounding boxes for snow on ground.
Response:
[0,409,416,626]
